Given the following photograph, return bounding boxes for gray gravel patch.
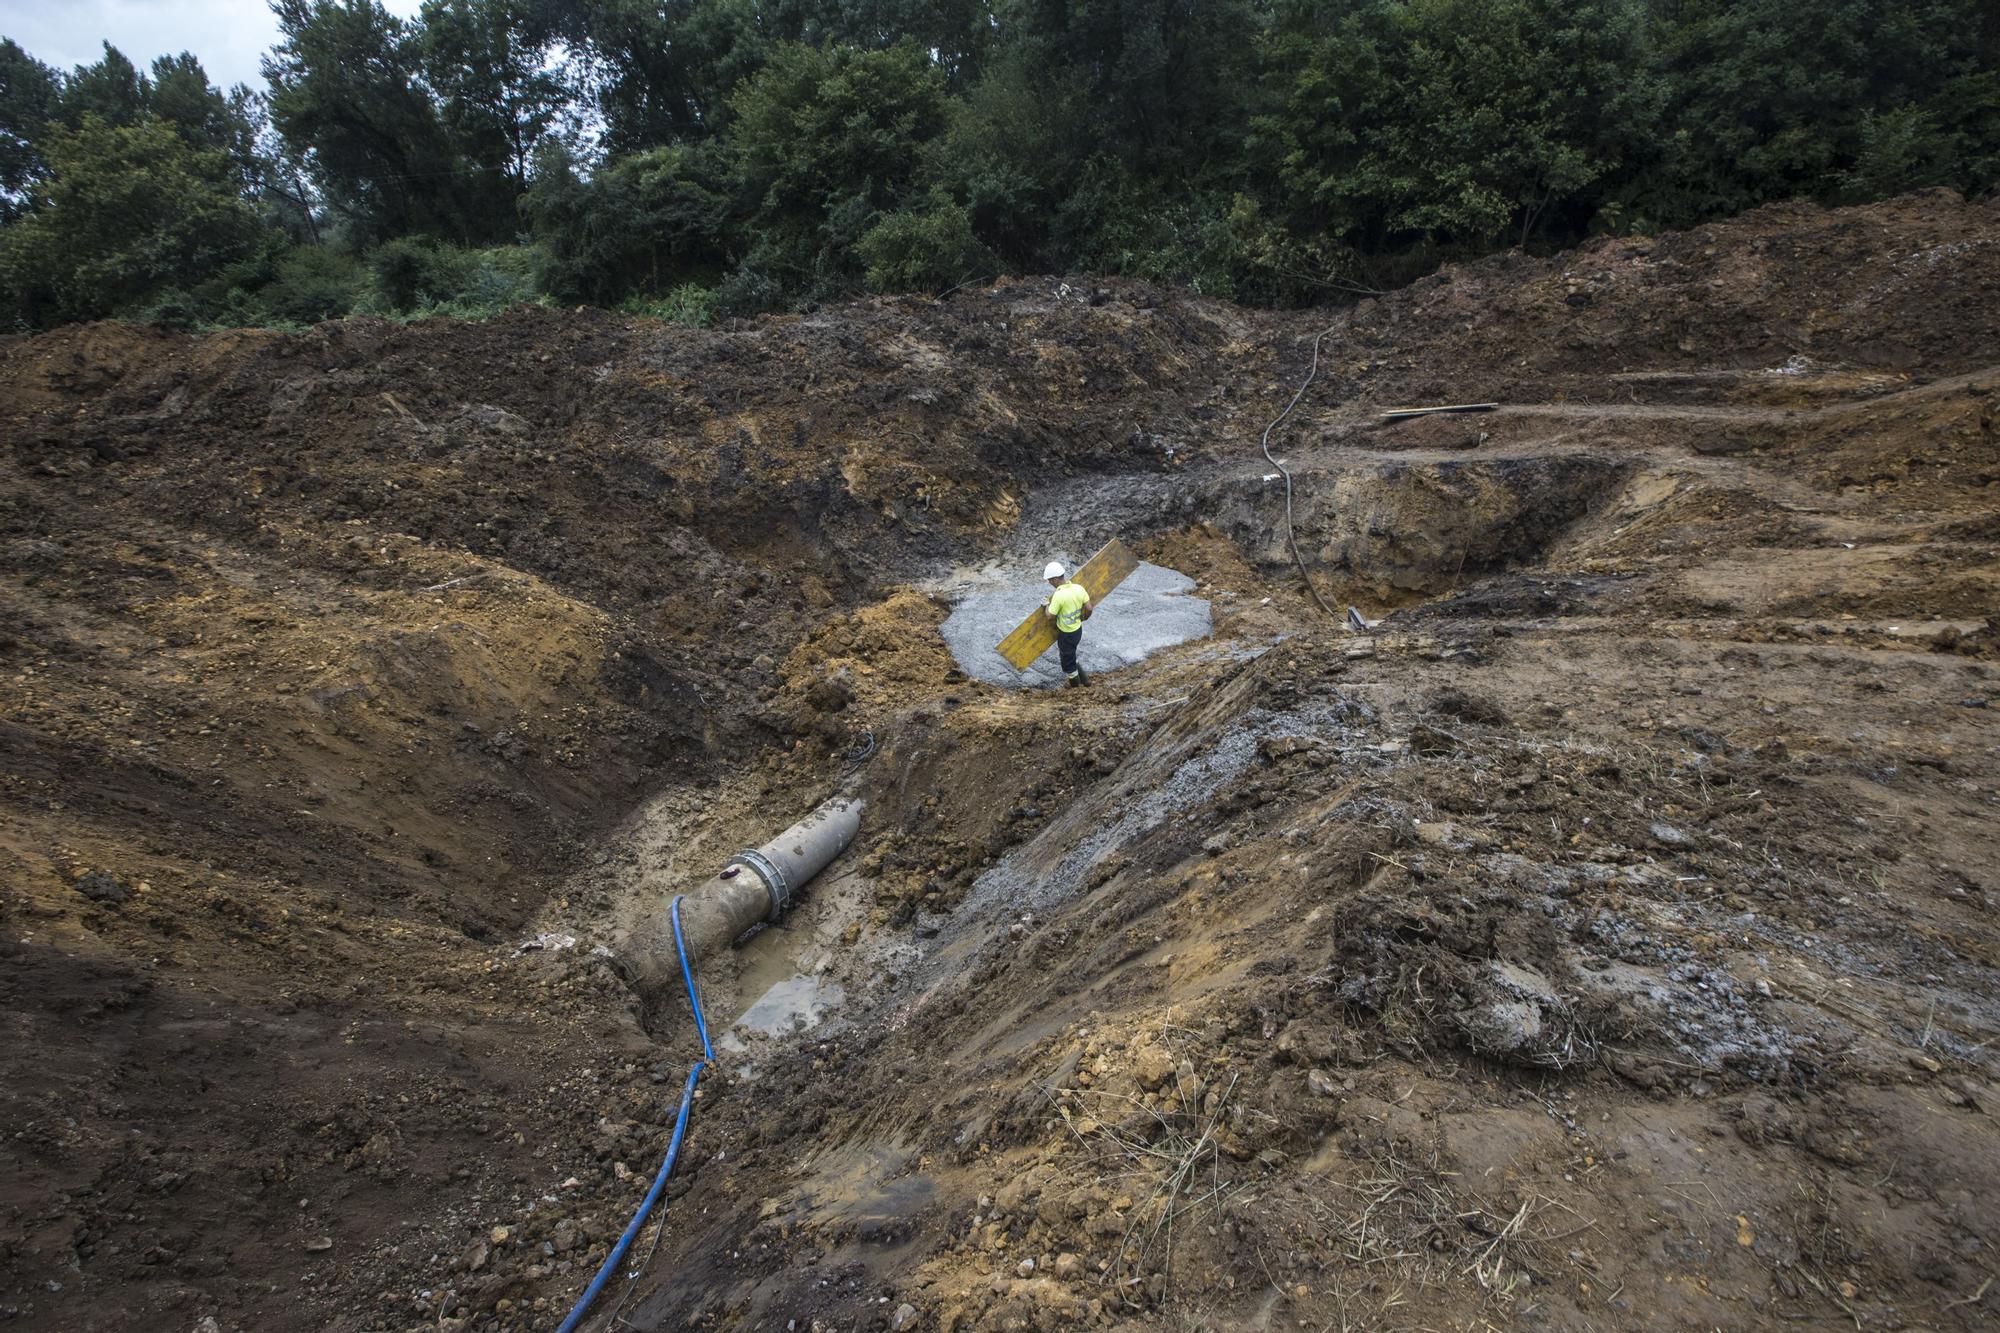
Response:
[936,559,1213,687]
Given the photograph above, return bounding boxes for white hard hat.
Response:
[1043,561,1066,580]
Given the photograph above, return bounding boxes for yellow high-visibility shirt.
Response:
[1047,582,1089,633]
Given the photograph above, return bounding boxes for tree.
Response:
[558,0,994,152]
[1645,0,1999,224]
[146,53,258,170]
[522,138,731,303]
[561,0,771,151]
[57,44,147,128]
[764,0,996,85]
[235,90,326,244]
[1254,0,1660,252]
[926,48,1091,270]
[416,0,574,191]
[6,0,1999,330]
[0,40,60,218]
[264,0,488,242]
[4,42,262,214]
[0,115,269,326]
[728,41,949,293]
[933,0,1267,283]
[989,0,1262,174]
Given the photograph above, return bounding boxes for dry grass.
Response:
[1241,1133,1609,1329]
[1042,1038,1249,1309]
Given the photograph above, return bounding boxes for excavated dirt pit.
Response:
[5,192,2000,1333]
[1227,453,1633,605]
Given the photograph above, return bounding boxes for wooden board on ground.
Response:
[1379,402,1498,421]
[994,538,1140,672]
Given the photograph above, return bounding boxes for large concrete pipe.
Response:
[627,796,863,981]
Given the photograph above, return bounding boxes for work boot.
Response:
[1067,670,1089,688]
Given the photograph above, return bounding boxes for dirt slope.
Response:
[2,190,1998,1333]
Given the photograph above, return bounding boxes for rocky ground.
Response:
[2,189,1997,1332]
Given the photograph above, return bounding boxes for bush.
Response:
[1837,105,1962,202]
[0,224,56,329]
[442,245,535,313]
[857,194,994,293]
[136,288,204,330]
[1052,165,1233,292]
[712,263,784,318]
[366,238,535,317]
[523,140,730,306]
[619,283,718,327]
[0,114,271,327]
[259,245,367,324]
[368,236,435,311]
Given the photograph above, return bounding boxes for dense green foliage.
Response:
[0,41,61,218]
[0,116,267,325]
[726,42,950,303]
[1,0,1995,330]
[1257,0,1660,252]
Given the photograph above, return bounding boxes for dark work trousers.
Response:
[1056,628,1083,678]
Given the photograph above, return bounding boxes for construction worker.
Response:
[1042,560,1092,687]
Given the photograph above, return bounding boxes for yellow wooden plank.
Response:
[995,538,1141,672]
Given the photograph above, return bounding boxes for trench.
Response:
[551,440,1638,1327]
[990,447,1633,611]
[1186,453,1634,605]
[590,443,1634,1045]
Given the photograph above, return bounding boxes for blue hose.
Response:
[673,895,716,1065]
[554,895,713,1333]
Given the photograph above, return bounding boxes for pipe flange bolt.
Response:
[727,849,792,922]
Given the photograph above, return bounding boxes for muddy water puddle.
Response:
[736,974,846,1036]
[711,914,850,1073]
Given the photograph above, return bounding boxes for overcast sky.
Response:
[2,0,426,93]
